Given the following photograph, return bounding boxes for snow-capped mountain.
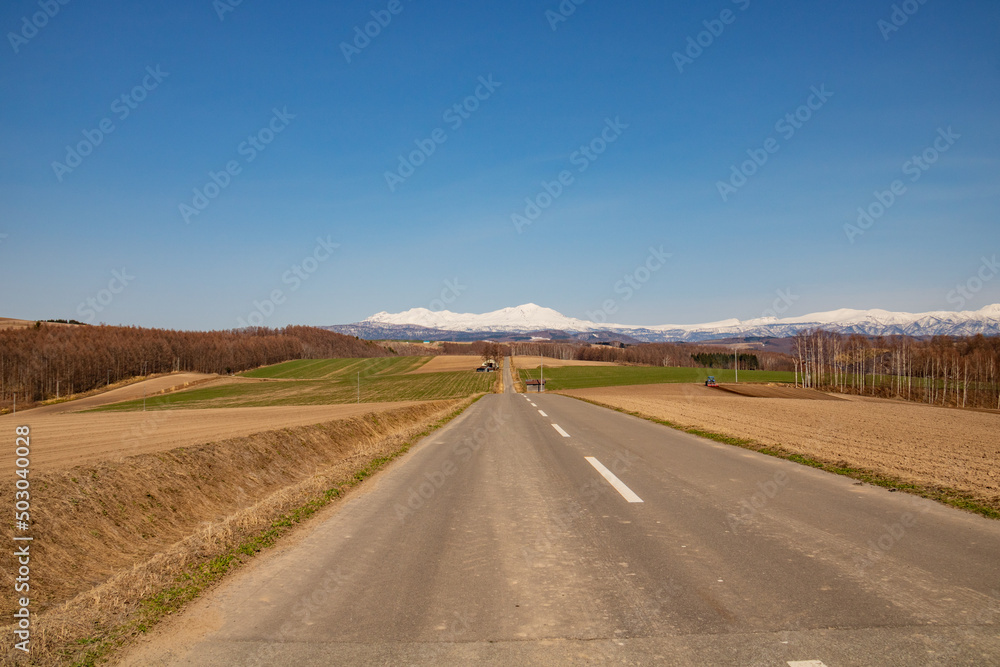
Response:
[327,303,1000,342]
[364,304,596,333]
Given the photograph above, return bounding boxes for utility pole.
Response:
[56,379,59,399]
[12,392,15,416]
[357,372,360,403]
[734,348,738,384]
[540,354,544,393]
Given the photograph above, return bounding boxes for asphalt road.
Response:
[122,358,1000,666]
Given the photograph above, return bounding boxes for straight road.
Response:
[122,359,1000,665]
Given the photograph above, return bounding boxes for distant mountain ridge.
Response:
[325,303,1000,343]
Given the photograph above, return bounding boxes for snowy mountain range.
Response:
[326,303,1000,343]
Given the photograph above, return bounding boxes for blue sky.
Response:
[2,0,998,330]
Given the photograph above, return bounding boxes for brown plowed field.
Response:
[0,402,420,470]
[714,383,845,400]
[560,384,1000,506]
[407,355,484,373]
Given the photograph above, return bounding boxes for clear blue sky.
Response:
[2,0,998,330]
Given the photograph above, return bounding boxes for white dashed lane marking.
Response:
[538,410,547,417]
[551,424,571,438]
[585,456,643,503]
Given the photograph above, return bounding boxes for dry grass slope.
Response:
[0,400,462,665]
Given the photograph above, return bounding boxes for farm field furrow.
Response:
[0,402,422,471]
[406,355,484,374]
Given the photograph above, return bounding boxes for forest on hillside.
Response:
[0,324,390,408]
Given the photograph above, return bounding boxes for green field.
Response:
[240,357,428,380]
[93,357,493,411]
[518,365,796,391]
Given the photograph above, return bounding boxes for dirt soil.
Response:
[0,402,421,470]
[714,383,845,400]
[408,355,484,373]
[560,383,1000,506]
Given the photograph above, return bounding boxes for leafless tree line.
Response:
[510,340,793,371]
[793,330,1000,410]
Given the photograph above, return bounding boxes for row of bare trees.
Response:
[0,324,390,409]
[508,341,579,359]
[507,340,794,371]
[575,342,793,370]
[792,330,1000,409]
